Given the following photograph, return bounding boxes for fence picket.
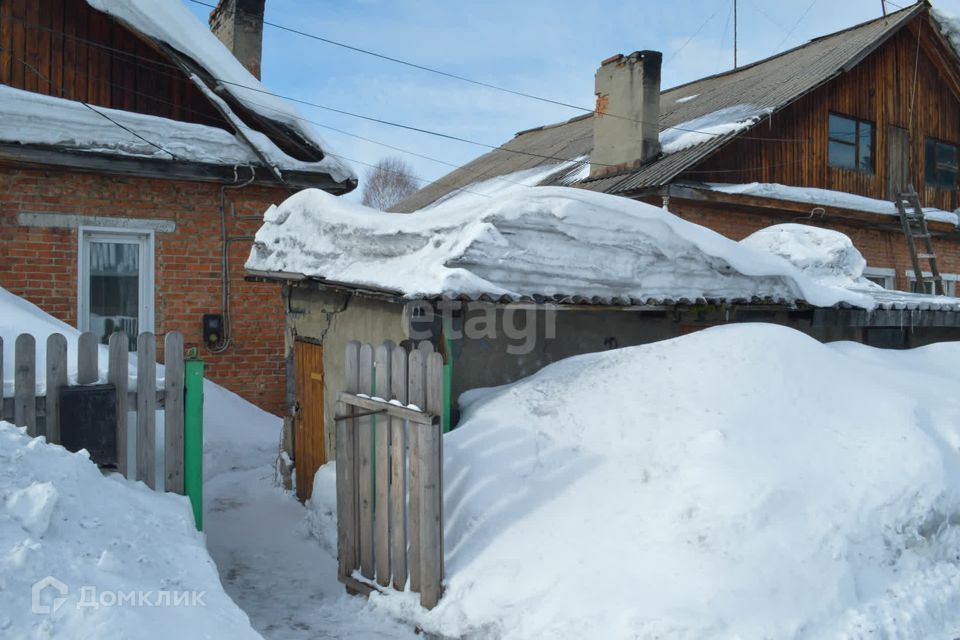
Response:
[108,332,130,478]
[407,346,426,592]
[335,399,357,581]
[45,333,68,444]
[389,344,409,591]
[77,332,98,384]
[0,336,4,420]
[164,333,185,493]
[137,333,157,488]
[358,342,375,580]
[374,342,393,586]
[426,352,445,588]
[14,334,36,434]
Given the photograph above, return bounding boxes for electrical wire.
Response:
[5,14,815,150]
[773,0,820,54]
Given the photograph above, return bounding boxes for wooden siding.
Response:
[0,0,229,130]
[294,339,325,502]
[683,15,960,211]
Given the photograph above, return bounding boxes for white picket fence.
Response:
[335,340,445,609]
[1,331,186,494]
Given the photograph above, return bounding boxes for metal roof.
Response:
[392,3,926,212]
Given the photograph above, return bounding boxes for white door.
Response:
[78,229,154,348]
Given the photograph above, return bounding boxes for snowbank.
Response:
[356,324,960,638]
[740,223,868,288]
[707,182,960,226]
[0,421,261,639]
[247,186,874,309]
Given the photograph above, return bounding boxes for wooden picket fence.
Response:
[0,331,186,494]
[335,340,444,609]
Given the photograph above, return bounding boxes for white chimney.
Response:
[591,50,662,178]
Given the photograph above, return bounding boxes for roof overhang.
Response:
[0,143,352,192]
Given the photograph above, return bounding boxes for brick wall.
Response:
[0,165,289,415]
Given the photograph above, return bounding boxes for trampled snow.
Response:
[246,186,875,309]
[706,181,960,226]
[0,421,262,639]
[327,323,960,639]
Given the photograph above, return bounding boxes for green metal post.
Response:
[184,355,204,530]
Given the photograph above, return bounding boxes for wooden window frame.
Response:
[828,112,874,174]
[924,137,959,191]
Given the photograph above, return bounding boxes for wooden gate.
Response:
[294,339,325,502]
[335,340,445,609]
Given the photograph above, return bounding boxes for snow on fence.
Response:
[1,331,186,494]
[335,340,444,609]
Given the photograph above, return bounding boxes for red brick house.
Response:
[0,0,356,414]
[396,3,960,301]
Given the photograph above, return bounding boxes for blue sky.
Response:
[183,0,960,199]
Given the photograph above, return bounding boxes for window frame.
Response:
[904,270,957,296]
[828,112,874,174]
[863,267,895,290]
[77,226,155,344]
[924,137,959,191]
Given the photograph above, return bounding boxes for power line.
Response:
[666,0,728,63]
[0,46,179,160]
[773,0,820,54]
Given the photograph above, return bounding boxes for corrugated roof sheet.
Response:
[393,4,925,212]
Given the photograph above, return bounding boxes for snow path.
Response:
[201,384,417,639]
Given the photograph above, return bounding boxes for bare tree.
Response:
[361,157,419,210]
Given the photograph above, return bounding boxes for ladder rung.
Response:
[917,253,936,259]
[912,234,931,239]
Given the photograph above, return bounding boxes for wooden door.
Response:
[887,125,910,199]
[294,340,325,502]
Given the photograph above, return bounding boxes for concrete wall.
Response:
[285,285,407,458]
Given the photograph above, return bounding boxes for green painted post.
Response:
[184,354,204,531]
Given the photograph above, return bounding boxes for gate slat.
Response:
[45,333,68,443]
[357,342,375,580]
[77,331,98,384]
[164,333,185,494]
[426,352,445,587]
[14,334,36,434]
[0,336,4,421]
[108,332,130,478]
[389,344,409,591]
[407,346,426,592]
[137,333,157,489]
[343,341,361,574]
[335,399,357,581]
[374,342,392,587]
[419,416,442,609]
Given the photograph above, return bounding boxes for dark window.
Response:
[924,138,958,190]
[828,113,873,173]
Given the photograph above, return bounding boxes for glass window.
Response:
[828,113,873,173]
[925,138,959,189]
[79,231,153,350]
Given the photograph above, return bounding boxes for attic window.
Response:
[828,113,873,174]
[924,138,958,190]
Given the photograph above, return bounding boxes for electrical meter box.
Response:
[203,314,224,346]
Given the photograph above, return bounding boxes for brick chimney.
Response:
[209,0,266,79]
[590,50,662,178]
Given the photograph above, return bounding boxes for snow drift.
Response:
[246,186,874,309]
[0,421,261,639]
[354,324,960,639]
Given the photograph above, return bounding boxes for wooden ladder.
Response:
[895,186,945,295]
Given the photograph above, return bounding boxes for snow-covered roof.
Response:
[707,182,960,226]
[740,223,960,312]
[0,0,355,189]
[247,186,887,309]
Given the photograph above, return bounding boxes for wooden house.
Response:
[396,2,960,298]
[0,0,356,413]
